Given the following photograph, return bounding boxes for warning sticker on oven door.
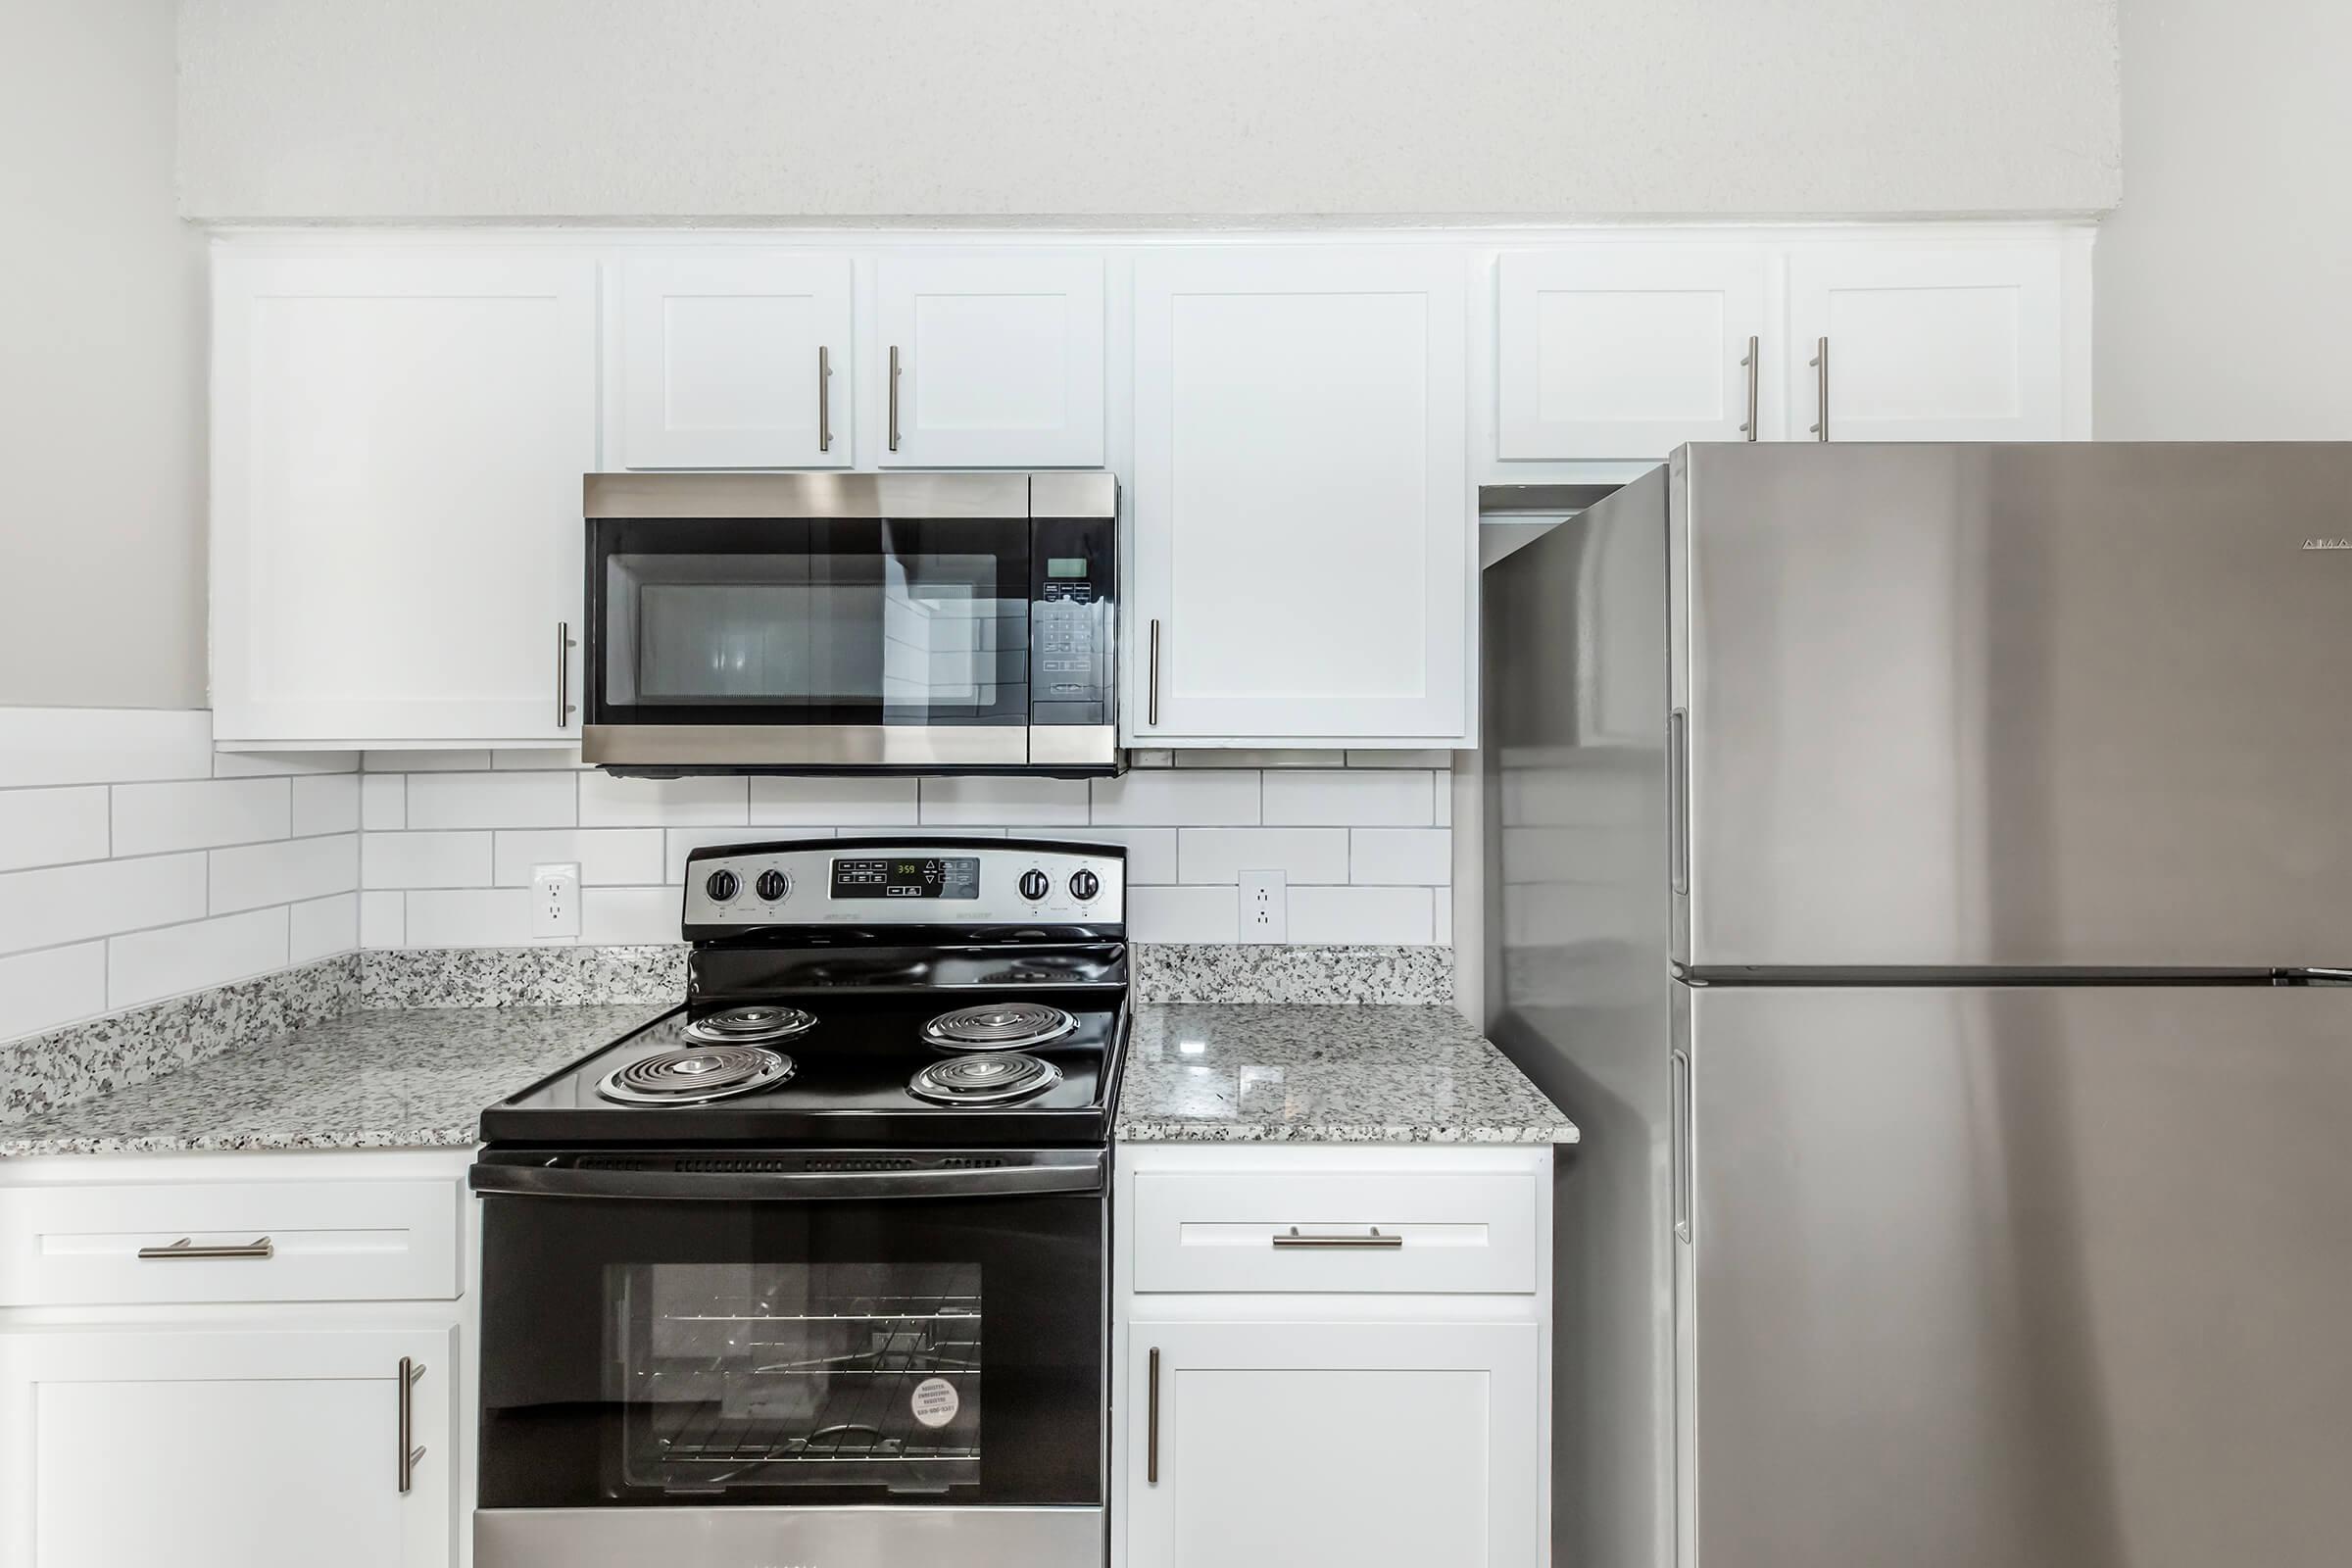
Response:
[910,1376,960,1429]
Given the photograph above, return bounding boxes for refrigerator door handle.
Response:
[1671,1048,1692,1244]
[1668,709,1690,896]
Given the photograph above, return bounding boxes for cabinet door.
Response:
[0,1325,455,1568]
[1498,244,1772,457]
[1787,241,2065,441]
[875,255,1105,466]
[614,255,853,467]
[212,254,597,746]
[1124,1320,1541,1568]
[1133,249,1470,744]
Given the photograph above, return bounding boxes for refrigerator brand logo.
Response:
[2305,537,2352,550]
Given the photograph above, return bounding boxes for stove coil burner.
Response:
[907,1052,1063,1105]
[920,1003,1079,1054]
[681,1004,818,1048]
[598,1045,796,1105]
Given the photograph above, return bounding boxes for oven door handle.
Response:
[467,1153,1105,1202]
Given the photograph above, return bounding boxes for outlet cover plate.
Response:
[1241,869,1286,944]
[533,861,581,939]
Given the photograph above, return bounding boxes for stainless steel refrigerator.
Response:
[1479,443,2352,1568]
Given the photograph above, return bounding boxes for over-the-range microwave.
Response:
[581,472,1119,777]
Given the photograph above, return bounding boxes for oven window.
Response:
[592,517,1031,726]
[477,1190,1102,1508]
[620,1261,984,1493]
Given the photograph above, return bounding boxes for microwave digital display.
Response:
[830,857,982,900]
[1047,558,1090,579]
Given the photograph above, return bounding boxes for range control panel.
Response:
[684,842,1125,929]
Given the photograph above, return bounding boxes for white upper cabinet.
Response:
[1132,249,1470,746]
[212,253,597,747]
[1787,240,2065,442]
[612,254,853,467]
[874,255,1106,467]
[1498,244,1773,458]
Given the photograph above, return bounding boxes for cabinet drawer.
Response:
[0,1177,463,1306]
[1130,1167,1538,1295]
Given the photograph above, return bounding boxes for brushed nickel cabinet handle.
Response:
[1740,335,1759,441]
[398,1356,427,1494]
[137,1236,273,1260]
[1809,336,1830,441]
[556,621,576,728]
[1148,619,1162,727]
[817,345,834,454]
[1272,1226,1404,1249]
[1147,1347,1161,1484]
[888,344,903,453]
[1672,1050,1693,1244]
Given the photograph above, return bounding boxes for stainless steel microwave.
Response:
[582,472,1118,776]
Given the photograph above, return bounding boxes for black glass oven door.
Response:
[589,517,1032,730]
[475,1167,1102,1509]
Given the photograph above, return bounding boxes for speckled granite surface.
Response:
[1133,944,1452,1004]
[0,956,360,1125]
[0,1005,671,1156]
[1115,1004,1577,1144]
[361,946,687,1007]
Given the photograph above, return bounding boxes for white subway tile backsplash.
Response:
[0,708,213,789]
[580,772,749,827]
[0,787,110,872]
[750,776,920,825]
[1132,884,1241,943]
[365,831,494,889]
[1261,769,1434,826]
[0,852,207,956]
[360,890,406,949]
[1055,828,1178,885]
[1349,827,1451,885]
[361,773,406,830]
[1178,827,1349,885]
[288,892,359,963]
[112,777,290,856]
[108,907,289,1008]
[582,887,681,944]
[495,829,667,888]
[211,751,360,778]
[1089,769,1259,826]
[291,773,361,836]
[1436,887,1454,946]
[210,834,360,914]
[365,750,494,772]
[0,941,108,1041]
[918,777,1089,825]
[665,827,828,882]
[1288,885,1436,945]
[406,770,577,830]
[404,888,534,947]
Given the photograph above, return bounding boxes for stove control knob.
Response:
[705,869,741,904]
[1069,869,1101,902]
[1018,869,1051,902]
[756,869,791,903]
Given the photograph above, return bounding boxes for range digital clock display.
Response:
[830,857,981,900]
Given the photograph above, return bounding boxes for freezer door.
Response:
[1672,442,2352,969]
[1682,982,2352,1568]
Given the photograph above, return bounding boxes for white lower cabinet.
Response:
[1115,1145,1552,1567]
[1123,1319,1541,1568]
[0,1325,456,1568]
[0,1150,475,1568]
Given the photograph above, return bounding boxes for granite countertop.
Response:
[1115,1004,1579,1144]
[0,1005,670,1157]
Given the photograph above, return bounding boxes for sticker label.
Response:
[910,1375,960,1429]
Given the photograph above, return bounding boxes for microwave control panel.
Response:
[1029,515,1113,728]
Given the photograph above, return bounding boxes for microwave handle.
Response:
[469,1152,1104,1202]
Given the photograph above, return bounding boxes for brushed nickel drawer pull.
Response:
[398,1356,427,1494]
[1739,335,1759,440]
[556,620,576,728]
[137,1236,273,1261]
[1148,619,1162,726]
[888,344,903,452]
[1809,336,1830,441]
[1272,1226,1404,1250]
[817,345,834,454]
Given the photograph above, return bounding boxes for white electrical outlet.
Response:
[1241,869,1286,943]
[532,862,581,938]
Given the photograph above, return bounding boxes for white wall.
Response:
[0,0,206,708]
[176,0,2122,222]
[2095,0,2352,436]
